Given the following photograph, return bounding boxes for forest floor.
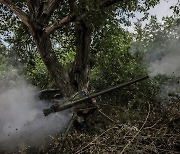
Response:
[56,100,180,154]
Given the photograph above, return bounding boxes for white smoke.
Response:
[0,67,71,150]
[147,38,180,77]
[143,25,180,100]
[130,24,180,101]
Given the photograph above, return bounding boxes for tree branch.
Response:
[25,0,36,15]
[0,0,31,27]
[45,14,76,35]
[42,0,61,17]
[26,0,33,14]
[25,0,61,25]
[44,0,123,35]
[100,0,124,8]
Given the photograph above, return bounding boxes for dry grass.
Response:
[49,99,179,154]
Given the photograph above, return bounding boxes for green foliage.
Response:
[25,53,51,89]
[91,29,138,87]
[25,50,76,88]
[133,15,180,76]
[1,1,179,153]
[170,1,180,17]
[131,15,180,106]
[0,0,161,89]
[90,23,159,109]
[0,46,23,91]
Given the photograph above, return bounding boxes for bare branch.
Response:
[0,0,31,27]
[45,14,75,35]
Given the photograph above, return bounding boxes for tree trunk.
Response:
[33,31,74,97]
[0,0,132,100]
[69,21,92,93]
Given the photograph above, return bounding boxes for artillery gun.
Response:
[43,75,149,116]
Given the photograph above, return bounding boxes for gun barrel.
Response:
[43,75,149,116]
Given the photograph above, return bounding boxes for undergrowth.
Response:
[2,97,179,154]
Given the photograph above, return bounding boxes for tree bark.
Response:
[33,31,74,97]
[69,20,92,93]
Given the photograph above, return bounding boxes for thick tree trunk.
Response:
[33,31,74,97]
[69,21,92,93]
[0,0,93,96]
[0,0,122,98]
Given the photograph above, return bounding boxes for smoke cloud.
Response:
[0,67,71,151]
[144,28,180,77]
[146,39,180,77]
[130,25,180,101]
[142,26,180,99]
